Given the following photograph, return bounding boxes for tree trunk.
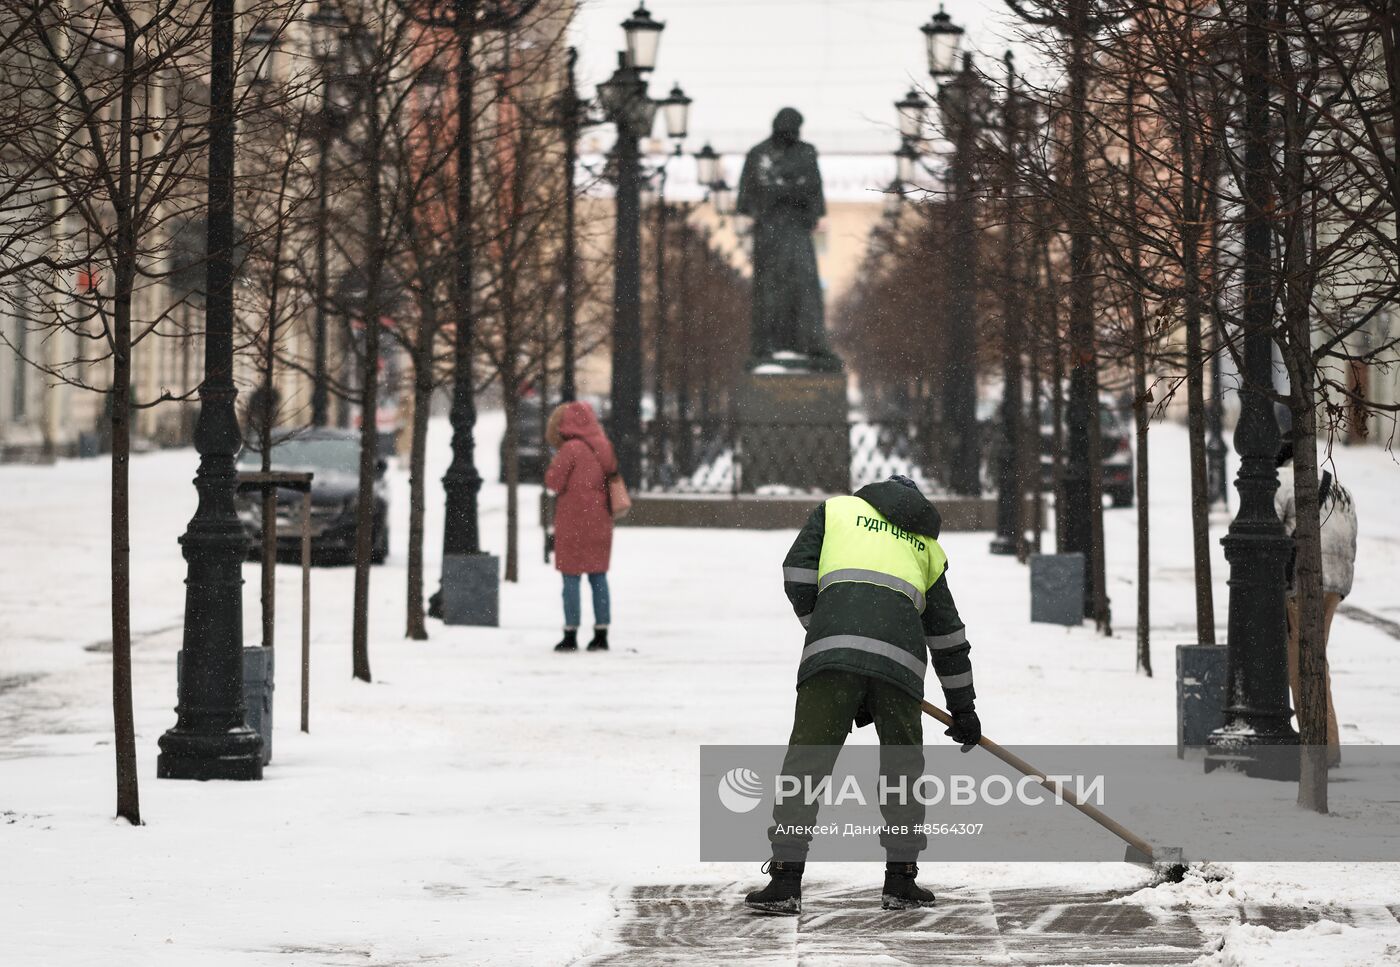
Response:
[503,390,520,583]
[259,317,279,654]
[1051,341,1066,551]
[1133,346,1151,675]
[1183,288,1216,645]
[1065,0,1102,614]
[351,306,381,682]
[1125,78,1152,674]
[111,316,140,825]
[1290,378,1329,812]
[258,181,291,652]
[1178,108,1217,646]
[1027,344,1045,555]
[1272,1,1327,810]
[1086,382,1110,634]
[111,36,139,825]
[406,349,432,640]
[351,146,385,682]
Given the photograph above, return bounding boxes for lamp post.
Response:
[694,142,720,189]
[710,177,736,217]
[157,0,262,780]
[307,5,352,428]
[896,87,928,142]
[1207,326,1229,507]
[677,143,721,474]
[647,83,691,485]
[597,2,671,486]
[401,0,538,624]
[560,47,582,403]
[990,52,1026,556]
[883,178,905,217]
[1206,0,1297,779]
[928,44,988,498]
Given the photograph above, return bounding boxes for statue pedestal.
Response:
[736,367,848,494]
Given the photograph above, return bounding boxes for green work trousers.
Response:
[768,670,926,862]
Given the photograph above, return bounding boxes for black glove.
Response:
[944,709,981,753]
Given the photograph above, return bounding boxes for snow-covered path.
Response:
[2,414,1399,965]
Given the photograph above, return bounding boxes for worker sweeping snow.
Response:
[745,474,981,915]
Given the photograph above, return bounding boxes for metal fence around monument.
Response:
[639,419,949,496]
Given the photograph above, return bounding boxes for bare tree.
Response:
[1006,0,1126,632]
[237,90,315,650]
[0,0,298,823]
[472,18,571,585]
[314,0,443,681]
[388,58,455,640]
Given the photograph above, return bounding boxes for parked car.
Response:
[1040,402,1135,508]
[501,395,550,485]
[236,428,390,564]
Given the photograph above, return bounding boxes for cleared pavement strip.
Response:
[575,882,1400,966]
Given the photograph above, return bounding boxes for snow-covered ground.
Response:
[2,413,1399,965]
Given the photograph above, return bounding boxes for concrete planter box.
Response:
[175,646,273,766]
[1029,553,1086,626]
[1177,644,1228,757]
[441,553,500,627]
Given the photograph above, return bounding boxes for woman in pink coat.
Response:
[544,402,616,652]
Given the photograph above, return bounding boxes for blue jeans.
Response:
[562,573,611,629]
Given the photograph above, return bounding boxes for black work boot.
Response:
[586,627,609,651]
[745,860,804,915]
[882,862,936,910]
[554,629,579,652]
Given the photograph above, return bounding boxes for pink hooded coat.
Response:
[544,402,617,575]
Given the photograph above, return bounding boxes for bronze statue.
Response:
[737,108,839,370]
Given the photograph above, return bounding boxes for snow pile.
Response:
[1111,864,1237,911]
[1192,919,1400,967]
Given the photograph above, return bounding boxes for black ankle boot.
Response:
[745,860,804,915]
[882,862,935,910]
[586,627,609,651]
[554,629,578,652]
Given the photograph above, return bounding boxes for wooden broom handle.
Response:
[921,701,1161,862]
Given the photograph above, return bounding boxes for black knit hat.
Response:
[888,474,921,492]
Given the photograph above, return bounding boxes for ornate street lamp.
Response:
[599,6,671,486]
[927,41,987,497]
[647,82,691,488]
[622,2,664,72]
[661,83,692,142]
[1206,0,1297,780]
[694,142,720,188]
[896,87,929,142]
[883,177,904,215]
[894,141,920,186]
[598,59,658,134]
[990,51,1026,556]
[158,0,262,780]
[922,5,964,78]
[711,177,736,216]
[401,0,541,625]
[306,4,356,429]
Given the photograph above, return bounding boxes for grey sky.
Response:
[570,0,1019,157]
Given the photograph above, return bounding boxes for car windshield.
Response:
[238,438,358,475]
[1038,403,1128,433]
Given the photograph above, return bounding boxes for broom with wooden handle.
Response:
[921,701,1186,878]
